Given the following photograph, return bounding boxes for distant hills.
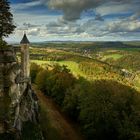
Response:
[9,41,140,48]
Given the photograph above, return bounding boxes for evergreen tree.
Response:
[0,0,16,39]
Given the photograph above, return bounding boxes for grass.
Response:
[116,48,140,52]
[134,74,140,91]
[31,60,86,78]
[123,41,140,47]
[101,54,123,61]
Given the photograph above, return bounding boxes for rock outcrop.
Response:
[0,47,40,139]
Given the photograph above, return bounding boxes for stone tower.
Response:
[20,33,30,79]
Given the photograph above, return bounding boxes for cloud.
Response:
[7,0,140,42]
[80,19,108,37]
[95,14,104,21]
[28,28,41,36]
[78,15,140,38]
[107,19,140,33]
[46,20,84,35]
[40,0,139,21]
[41,0,102,21]
[23,23,40,28]
[11,1,41,11]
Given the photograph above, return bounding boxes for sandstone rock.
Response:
[0,47,41,139]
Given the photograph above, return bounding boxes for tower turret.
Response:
[20,33,30,78]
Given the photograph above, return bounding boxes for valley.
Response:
[28,42,140,91]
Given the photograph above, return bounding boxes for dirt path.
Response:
[33,87,84,140]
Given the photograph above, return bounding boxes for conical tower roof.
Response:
[20,33,30,44]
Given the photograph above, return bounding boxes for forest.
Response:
[30,61,140,140]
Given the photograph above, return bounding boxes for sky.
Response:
[7,0,140,42]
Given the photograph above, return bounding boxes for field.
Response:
[101,54,123,61]
[28,41,140,91]
[31,60,86,78]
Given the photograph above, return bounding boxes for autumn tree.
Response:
[0,0,16,40]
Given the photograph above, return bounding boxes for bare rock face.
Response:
[0,47,40,139]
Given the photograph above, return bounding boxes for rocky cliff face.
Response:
[0,47,40,139]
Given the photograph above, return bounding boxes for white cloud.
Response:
[41,0,139,21]
[11,1,41,11]
[12,12,58,26]
[96,2,133,16]
[107,19,140,32]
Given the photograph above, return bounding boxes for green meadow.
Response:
[101,54,123,61]
[31,60,86,78]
